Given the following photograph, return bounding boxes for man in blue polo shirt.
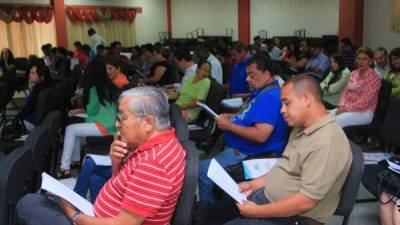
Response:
[198,54,289,203]
[304,41,329,80]
[228,41,252,98]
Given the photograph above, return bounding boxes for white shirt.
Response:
[207,54,223,84]
[374,62,390,78]
[269,46,282,60]
[181,63,197,85]
[89,33,106,53]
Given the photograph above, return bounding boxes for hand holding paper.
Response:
[196,102,219,119]
[207,159,247,203]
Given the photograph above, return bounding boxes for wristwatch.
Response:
[71,211,81,225]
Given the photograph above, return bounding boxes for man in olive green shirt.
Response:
[199,75,352,225]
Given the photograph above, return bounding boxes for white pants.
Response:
[60,123,102,170]
[331,109,374,128]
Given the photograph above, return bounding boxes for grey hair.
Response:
[119,86,171,130]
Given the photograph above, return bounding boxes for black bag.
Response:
[1,119,27,141]
[378,157,400,198]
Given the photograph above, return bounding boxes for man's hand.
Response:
[59,198,77,219]
[236,200,260,217]
[110,132,129,165]
[216,115,233,131]
[238,181,256,197]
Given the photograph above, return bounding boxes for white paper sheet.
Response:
[207,159,247,203]
[363,152,389,165]
[41,172,94,216]
[242,158,280,179]
[86,154,112,166]
[73,113,88,118]
[196,102,219,119]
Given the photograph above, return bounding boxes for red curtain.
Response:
[66,6,141,23]
[0,6,53,24]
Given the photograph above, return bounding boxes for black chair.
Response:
[333,141,365,225]
[0,145,32,225]
[0,82,8,123]
[40,111,61,175]
[23,125,50,192]
[360,97,400,201]
[34,88,57,125]
[170,103,189,143]
[343,79,392,144]
[189,78,225,144]
[170,140,199,225]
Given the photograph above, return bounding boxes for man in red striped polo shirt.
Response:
[17,86,186,225]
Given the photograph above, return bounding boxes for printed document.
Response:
[197,102,219,119]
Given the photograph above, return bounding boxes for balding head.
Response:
[283,75,323,103]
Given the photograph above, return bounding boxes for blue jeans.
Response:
[73,157,112,203]
[199,146,247,203]
[17,193,72,225]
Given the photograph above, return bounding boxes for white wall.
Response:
[364,0,400,51]
[65,0,167,45]
[171,0,238,40]
[251,0,338,42]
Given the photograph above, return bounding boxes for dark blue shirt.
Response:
[228,55,252,95]
[224,81,289,155]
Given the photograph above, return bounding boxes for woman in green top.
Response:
[168,61,211,122]
[383,47,400,97]
[58,59,119,178]
[320,54,351,109]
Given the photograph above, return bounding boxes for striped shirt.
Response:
[93,128,186,225]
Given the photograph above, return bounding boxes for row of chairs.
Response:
[0,111,61,225]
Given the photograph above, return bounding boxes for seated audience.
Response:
[285,39,311,73]
[304,41,330,79]
[52,47,71,80]
[332,47,381,128]
[267,38,282,60]
[198,45,223,84]
[253,36,268,54]
[174,49,197,84]
[105,57,130,88]
[41,43,53,67]
[0,48,15,74]
[14,58,54,131]
[168,61,211,122]
[136,44,154,76]
[140,46,172,86]
[110,41,133,66]
[380,192,400,225]
[228,41,252,98]
[95,44,109,58]
[384,47,400,96]
[88,28,106,54]
[57,59,119,178]
[199,55,289,203]
[198,75,352,225]
[339,38,356,71]
[374,47,390,78]
[320,54,351,109]
[17,86,186,225]
[277,43,292,60]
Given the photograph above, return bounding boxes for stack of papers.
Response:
[207,159,247,203]
[41,172,94,216]
[364,152,390,165]
[197,102,219,119]
[221,98,243,109]
[242,158,280,179]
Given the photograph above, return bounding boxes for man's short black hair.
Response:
[253,36,261,41]
[88,28,96,36]
[174,50,192,61]
[340,38,353,47]
[284,74,323,102]
[230,41,247,53]
[246,54,274,74]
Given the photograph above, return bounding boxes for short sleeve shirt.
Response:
[264,114,352,224]
[94,129,186,225]
[224,81,289,155]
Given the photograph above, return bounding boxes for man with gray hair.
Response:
[17,86,187,225]
[374,47,390,77]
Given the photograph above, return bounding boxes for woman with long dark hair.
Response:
[0,48,15,74]
[58,59,119,178]
[320,54,351,109]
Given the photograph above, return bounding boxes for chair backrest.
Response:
[34,88,56,125]
[169,104,189,143]
[23,125,50,171]
[371,79,392,126]
[382,96,400,148]
[170,140,199,225]
[41,111,61,147]
[0,82,8,113]
[0,145,32,225]
[53,81,68,112]
[334,141,365,219]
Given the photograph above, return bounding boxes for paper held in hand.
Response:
[196,102,219,119]
[41,172,95,216]
[207,159,247,203]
